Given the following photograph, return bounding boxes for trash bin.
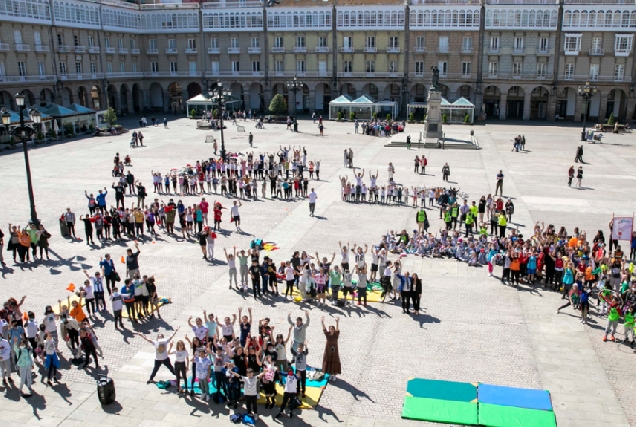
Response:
[293,122,298,133]
[97,376,116,405]
[580,130,586,141]
[59,219,69,237]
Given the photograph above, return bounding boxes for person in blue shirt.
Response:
[223,361,240,409]
[99,253,117,295]
[95,187,108,214]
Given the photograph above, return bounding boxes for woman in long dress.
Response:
[321,316,341,381]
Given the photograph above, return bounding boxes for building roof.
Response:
[335,0,406,5]
[274,0,335,6]
[273,0,405,6]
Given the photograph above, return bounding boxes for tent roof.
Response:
[330,94,353,104]
[352,95,376,104]
[440,98,452,106]
[452,97,475,108]
[38,104,77,117]
[2,110,51,124]
[68,103,95,114]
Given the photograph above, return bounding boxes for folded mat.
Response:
[479,402,557,427]
[478,383,553,411]
[406,378,478,402]
[402,396,478,425]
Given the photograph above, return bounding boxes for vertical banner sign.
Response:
[611,217,634,241]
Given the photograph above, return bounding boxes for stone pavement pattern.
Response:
[1,118,636,426]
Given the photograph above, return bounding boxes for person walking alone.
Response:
[495,170,504,196]
[309,188,317,217]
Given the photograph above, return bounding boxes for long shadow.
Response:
[330,377,374,403]
[1,265,15,278]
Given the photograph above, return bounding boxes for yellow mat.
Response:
[287,287,385,303]
[257,383,324,409]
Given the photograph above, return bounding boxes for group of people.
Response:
[354,119,406,137]
[134,308,341,420]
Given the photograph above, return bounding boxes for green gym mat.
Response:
[478,402,557,427]
[402,396,478,425]
[406,378,478,402]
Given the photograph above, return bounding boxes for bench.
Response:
[595,123,626,132]
[197,120,212,129]
[205,135,216,144]
[237,126,245,132]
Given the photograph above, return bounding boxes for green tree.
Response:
[442,113,448,124]
[607,112,615,126]
[104,107,117,126]
[268,94,288,115]
[464,114,470,124]
[386,113,392,121]
[349,111,355,121]
[409,112,414,123]
[190,108,197,118]
[337,111,343,121]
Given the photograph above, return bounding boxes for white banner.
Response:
[612,217,633,241]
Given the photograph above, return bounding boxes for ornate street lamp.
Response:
[286,75,303,131]
[578,81,598,142]
[209,81,232,161]
[1,92,41,225]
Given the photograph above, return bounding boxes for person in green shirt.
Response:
[444,208,453,230]
[329,266,342,304]
[623,307,635,348]
[603,295,622,342]
[464,212,475,237]
[13,337,34,397]
[26,224,39,261]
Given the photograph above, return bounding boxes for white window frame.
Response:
[462,61,471,76]
[564,34,582,54]
[438,61,447,77]
[615,34,633,55]
[589,63,599,80]
[488,61,498,76]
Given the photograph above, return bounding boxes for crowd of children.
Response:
[134,308,341,421]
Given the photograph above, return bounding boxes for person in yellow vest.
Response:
[469,201,478,221]
[498,212,507,238]
[415,208,428,234]
[444,208,453,231]
[450,203,459,230]
[464,212,475,237]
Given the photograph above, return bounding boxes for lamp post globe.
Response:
[15,93,25,107]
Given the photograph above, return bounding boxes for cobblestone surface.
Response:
[1,117,636,426]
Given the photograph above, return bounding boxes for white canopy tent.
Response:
[441,97,475,124]
[186,94,241,117]
[329,95,399,121]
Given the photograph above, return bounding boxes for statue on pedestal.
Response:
[430,65,439,91]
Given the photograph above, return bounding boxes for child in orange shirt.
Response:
[68,294,87,324]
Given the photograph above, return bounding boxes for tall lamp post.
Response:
[210,81,231,161]
[286,75,303,132]
[578,81,597,142]
[1,93,42,226]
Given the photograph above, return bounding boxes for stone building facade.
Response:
[0,0,634,122]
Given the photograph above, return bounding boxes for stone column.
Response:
[522,91,531,121]
[573,94,582,122]
[546,93,556,121]
[499,93,507,120]
[308,89,316,114]
[163,90,170,113]
[626,94,636,123]
[597,93,608,123]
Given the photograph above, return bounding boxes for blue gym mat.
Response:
[478,383,553,411]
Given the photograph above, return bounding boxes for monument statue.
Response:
[430,65,439,91]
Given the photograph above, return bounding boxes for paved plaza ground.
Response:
[1,116,636,427]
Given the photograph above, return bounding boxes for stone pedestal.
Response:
[424,89,443,144]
